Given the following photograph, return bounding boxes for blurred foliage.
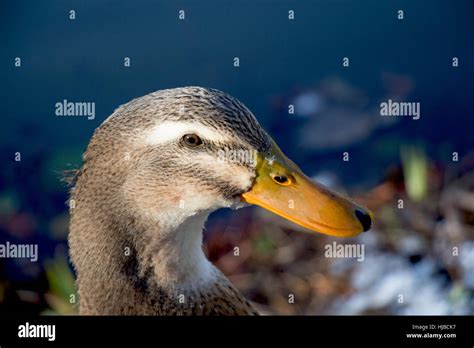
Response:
[401,146,428,202]
[43,255,78,315]
[0,191,20,216]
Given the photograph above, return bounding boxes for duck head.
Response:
[70,86,374,314]
[86,87,372,237]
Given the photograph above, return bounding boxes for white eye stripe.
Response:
[143,121,232,145]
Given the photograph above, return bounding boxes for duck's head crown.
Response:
[102,86,272,151]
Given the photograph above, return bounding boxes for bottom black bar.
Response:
[0,315,472,346]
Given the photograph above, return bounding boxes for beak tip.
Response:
[355,209,372,232]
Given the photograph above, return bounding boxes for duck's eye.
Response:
[271,174,292,186]
[182,134,203,147]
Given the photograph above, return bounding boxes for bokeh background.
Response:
[1,0,473,315]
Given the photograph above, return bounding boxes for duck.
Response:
[68,86,372,315]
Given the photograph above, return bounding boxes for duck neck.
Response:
[70,202,224,314]
[141,212,217,288]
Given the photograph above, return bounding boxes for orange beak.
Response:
[241,141,373,237]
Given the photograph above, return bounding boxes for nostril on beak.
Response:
[355,209,372,232]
